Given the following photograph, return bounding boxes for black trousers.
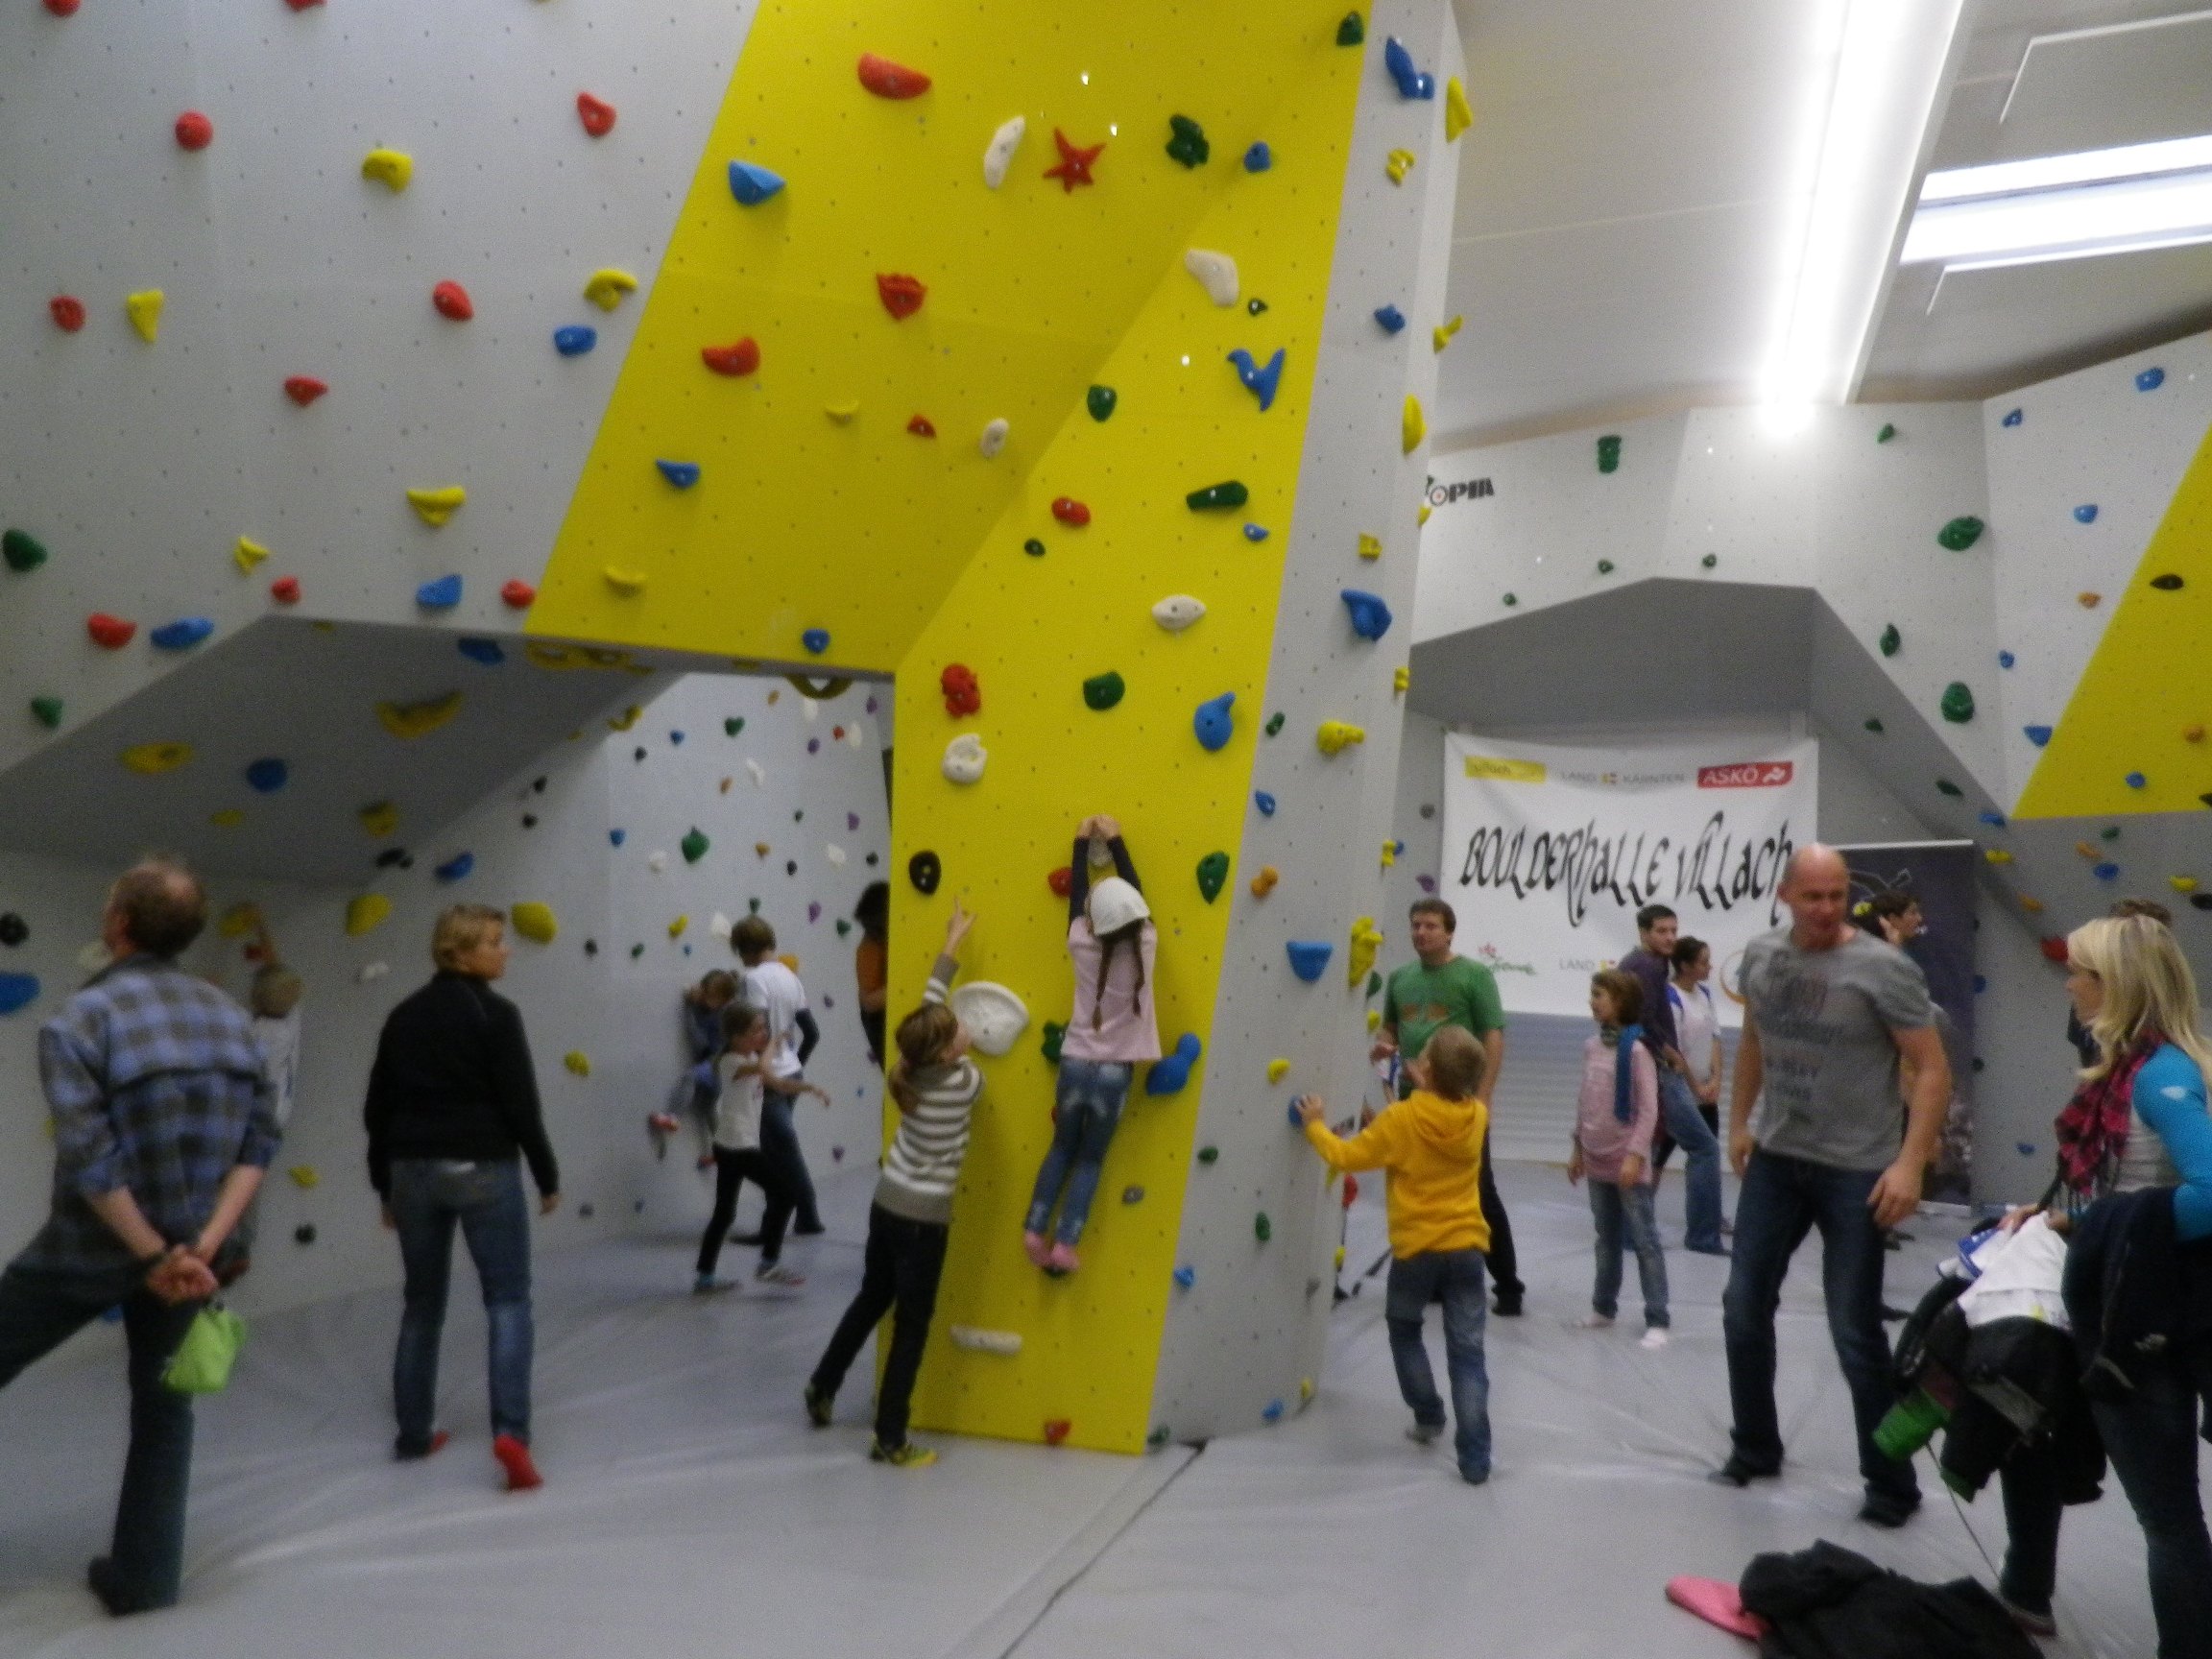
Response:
[698,1147,789,1276]
[810,1204,949,1448]
[1479,1129,1523,1301]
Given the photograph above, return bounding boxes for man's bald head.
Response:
[1778,844,1853,950]
[1782,844,1849,894]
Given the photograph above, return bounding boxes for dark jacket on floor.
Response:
[365,971,559,1198]
[1740,1540,2038,1659]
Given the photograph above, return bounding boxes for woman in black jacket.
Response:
[366,904,560,1491]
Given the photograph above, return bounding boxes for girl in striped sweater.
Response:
[805,901,979,1467]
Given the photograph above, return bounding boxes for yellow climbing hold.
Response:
[1348,916,1384,986]
[1418,502,1432,526]
[361,148,414,191]
[1432,315,1463,353]
[1379,841,1397,869]
[120,742,193,775]
[1299,1375,1315,1403]
[233,537,269,573]
[583,268,639,311]
[1366,1009,1382,1032]
[603,565,648,597]
[217,903,262,939]
[668,915,688,938]
[1402,396,1426,454]
[1384,147,1415,184]
[564,1050,591,1077]
[2173,876,2200,893]
[209,809,246,829]
[1250,866,1280,897]
[345,893,393,936]
[2074,841,2100,861]
[825,401,860,424]
[358,800,399,837]
[2021,896,2045,914]
[406,486,467,527]
[1358,533,1382,561]
[1444,76,1474,141]
[376,690,463,739]
[1393,665,1409,695]
[607,704,642,732]
[511,902,558,944]
[288,1165,320,1190]
[125,290,164,343]
[1316,720,1366,756]
[527,642,633,672]
[1984,848,2012,864]
[1266,1059,1291,1083]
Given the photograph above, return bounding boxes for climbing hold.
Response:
[2126,772,2148,790]
[979,418,1010,459]
[2067,503,2101,526]
[2136,367,2165,392]
[583,269,639,312]
[1044,127,1105,191]
[1595,433,1624,474]
[1374,304,1407,334]
[1316,720,1366,756]
[285,1164,321,1192]
[281,374,327,406]
[1939,683,1975,724]
[1936,780,1963,799]
[1152,594,1206,632]
[726,160,784,205]
[822,401,861,425]
[599,566,648,598]
[1979,810,2008,828]
[1184,249,1239,308]
[794,629,830,658]
[425,851,474,884]
[1393,665,1410,696]
[1254,791,1276,816]
[1196,852,1230,902]
[2188,725,2206,743]
[1052,497,1092,528]
[667,915,690,940]
[431,280,473,323]
[908,851,942,896]
[2079,591,2102,608]
[406,486,466,527]
[1433,315,1463,353]
[4,530,49,573]
[358,800,399,839]
[655,459,702,490]
[1264,711,1286,736]
[86,613,137,650]
[1997,650,2016,670]
[361,148,413,191]
[1286,942,1334,983]
[1936,516,1984,552]
[1383,36,1435,98]
[1874,421,1897,445]
[228,537,271,576]
[1353,534,1383,565]
[373,848,412,872]
[1340,589,1393,640]
[1254,1213,1273,1243]
[1699,553,1718,570]
[2075,841,2101,860]
[2001,407,2023,427]
[1193,692,1237,752]
[1021,538,1047,559]
[940,664,981,717]
[693,340,764,383]
[1187,481,1248,511]
[2094,861,2122,880]
[1228,348,1286,412]
[119,742,193,775]
[1878,624,1901,658]
[1984,849,2012,865]
[1503,593,1518,606]
[504,902,558,946]
[125,290,164,343]
[1384,149,1415,184]
[1348,916,1384,987]
[903,414,936,438]
[1243,523,1270,542]
[681,828,710,865]
[415,575,463,610]
[950,1326,1023,1356]
[1444,75,1474,139]
[344,894,392,938]
[856,52,930,98]
[29,697,61,730]
[1597,560,1617,576]
[2151,573,2185,591]
[1166,114,1210,168]
[553,325,597,357]
[244,757,289,795]
[1172,1265,1196,1291]
[2172,876,2200,894]
[1145,1033,1203,1096]
[941,733,987,785]
[1250,867,1279,898]
[571,90,617,137]
[1244,141,1272,172]
[376,691,464,741]
[1403,396,1426,453]
[557,1049,590,1079]
[974,113,1029,189]
[172,109,216,152]
[1082,671,1125,711]
[876,273,926,321]
[49,295,85,332]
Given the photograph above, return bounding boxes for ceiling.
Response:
[1438,0,2212,447]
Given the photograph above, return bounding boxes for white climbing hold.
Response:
[745,757,766,787]
[825,843,848,867]
[950,981,1029,1056]
[1152,594,1207,632]
[979,418,1010,459]
[1184,249,1239,307]
[942,733,988,784]
[982,115,1026,188]
[357,961,390,984]
[647,851,668,874]
[710,912,733,940]
[845,724,866,750]
[950,1326,1023,1356]
[801,697,820,723]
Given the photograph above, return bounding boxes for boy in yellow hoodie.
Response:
[1295,1025,1492,1484]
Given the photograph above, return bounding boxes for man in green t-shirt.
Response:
[1372,898,1523,1314]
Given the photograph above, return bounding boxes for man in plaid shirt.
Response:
[0,860,277,1616]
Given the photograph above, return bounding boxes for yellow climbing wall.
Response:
[2016,419,2212,819]
[531,0,1368,1453]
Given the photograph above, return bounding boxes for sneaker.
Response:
[1858,1487,1921,1528]
[755,1262,805,1288]
[1569,1312,1616,1330]
[1996,1593,2056,1639]
[1639,1327,1671,1350]
[493,1432,543,1492]
[1046,1240,1080,1275]
[648,1112,682,1134]
[1684,1243,1731,1258]
[1406,1421,1444,1446]
[1708,1453,1780,1488]
[395,1430,452,1460]
[727,1231,765,1246]
[793,1220,828,1238]
[870,1439,937,1469]
[693,1274,733,1295]
[696,1153,716,1171]
[84,1556,160,1618]
[1459,1466,1490,1486]
[803,1382,833,1428]
[1022,1230,1052,1268]
[1492,1293,1525,1317]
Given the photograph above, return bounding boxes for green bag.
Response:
[163,1304,246,1395]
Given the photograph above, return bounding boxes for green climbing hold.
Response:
[1254,1213,1272,1242]
[1166,114,1210,168]
[1939,682,1975,724]
[1879,624,1900,657]
[1876,422,1896,444]
[1503,593,1518,607]
[1147,1425,1172,1449]
[1597,559,1615,575]
[2151,573,2184,591]
[1023,538,1046,558]
[2100,825,2121,841]
[1936,516,1984,552]
[1936,779,1963,798]
[1196,851,1230,902]
[723,717,745,736]
[681,828,710,864]
[1187,481,1249,511]
[1335,10,1364,45]
[835,919,852,937]
[1863,717,1885,733]
[1365,970,1382,998]
[1246,298,1267,316]
[3,529,49,573]
[29,696,62,729]
[1087,385,1117,422]
[1082,671,1125,711]
[1041,1021,1066,1065]
[1700,553,1718,569]
[1197,1145,1219,1164]
[1596,434,1622,474]
[630,943,645,958]
[1264,711,1286,736]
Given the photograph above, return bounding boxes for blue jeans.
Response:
[1658,1069,1725,1252]
[1024,1060,1132,1246]
[2093,1354,2212,1659]
[758,1090,821,1235]
[389,1158,534,1453]
[1589,1179,1670,1327]
[1385,1248,1492,1481]
[1720,1149,1914,1502]
[0,1258,200,1610]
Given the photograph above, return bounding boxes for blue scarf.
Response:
[1604,1022,1643,1123]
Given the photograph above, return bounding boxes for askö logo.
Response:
[1426,473,1495,508]
[1697,760,1795,789]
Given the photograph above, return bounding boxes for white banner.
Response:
[1438,733,1818,1019]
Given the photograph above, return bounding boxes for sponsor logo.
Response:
[1473,943,1537,976]
[1463,755,1548,783]
[1697,760,1795,789]
[1551,767,1688,788]
[1425,475,1495,508]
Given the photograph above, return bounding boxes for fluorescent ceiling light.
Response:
[1903,134,2212,273]
[1919,132,2212,203]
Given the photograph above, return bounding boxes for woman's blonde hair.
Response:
[432,903,506,972]
[1419,1025,1488,1102]
[2068,913,2212,1081]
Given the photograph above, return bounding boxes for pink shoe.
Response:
[492,1432,542,1493]
[1046,1240,1080,1275]
[1022,1231,1052,1268]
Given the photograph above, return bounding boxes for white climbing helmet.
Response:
[1087,877,1150,936]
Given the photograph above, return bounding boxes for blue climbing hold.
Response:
[1286,940,1333,982]
[610,829,627,847]
[1254,791,1276,816]
[1340,589,1393,641]
[1172,1265,1195,1289]
[415,575,462,610]
[1262,1398,1286,1423]
[1973,974,1987,994]
[802,628,830,655]
[434,852,475,882]
[244,757,289,794]
[1373,304,1406,334]
[1286,1098,1306,1129]
[1998,650,2014,668]
[2001,408,2023,427]
[1978,810,2006,827]
[2016,1142,2036,1157]
[669,731,685,746]
[2073,504,2098,524]
[1243,141,1272,172]
[657,459,701,489]
[99,1303,126,1324]
[149,616,214,650]
[2094,861,2121,880]
[553,325,597,356]
[1382,36,1434,99]
[1227,347,1286,412]
[457,637,505,666]
[2024,725,2052,747]
[1193,692,1237,752]
[2126,771,2147,789]
[2136,366,2165,392]
[1242,523,1269,541]
[0,973,39,1016]
[1145,1032,1203,1096]
[727,160,785,205]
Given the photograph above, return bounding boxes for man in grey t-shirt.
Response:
[1710,845,1949,1528]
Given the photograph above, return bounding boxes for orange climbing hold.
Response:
[49,295,85,332]
[270,576,301,604]
[174,110,214,151]
[856,53,931,99]
[1250,866,1280,897]
[1047,867,1072,898]
[1051,497,1092,528]
[576,92,616,137]
[86,613,136,650]
[2079,591,2102,609]
[1045,128,1105,191]
[283,375,328,406]
[501,579,537,609]
[940,663,980,717]
[702,339,760,377]
[1043,1418,1072,1447]
[905,414,936,437]
[432,280,474,322]
[877,273,926,320]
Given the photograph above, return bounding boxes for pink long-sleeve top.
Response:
[1574,1031,1659,1183]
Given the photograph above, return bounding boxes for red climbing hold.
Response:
[1051,497,1092,528]
[940,663,980,718]
[877,274,926,321]
[174,111,215,151]
[906,414,936,437]
[49,296,85,332]
[501,579,537,610]
[282,0,324,10]
[270,576,301,604]
[1047,867,1072,899]
[283,375,328,406]
[1045,128,1105,192]
[432,281,474,323]
[86,613,136,650]
[576,92,616,138]
[855,53,931,99]
[43,0,80,15]
[701,339,760,377]
[1343,1173,1360,1207]
[2038,936,2069,964]
[1043,1419,1072,1447]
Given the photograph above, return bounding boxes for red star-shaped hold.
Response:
[1045,128,1105,192]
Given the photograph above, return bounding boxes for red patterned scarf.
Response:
[2055,1028,2162,1195]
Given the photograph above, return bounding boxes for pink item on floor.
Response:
[1665,1575,1767,1640]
